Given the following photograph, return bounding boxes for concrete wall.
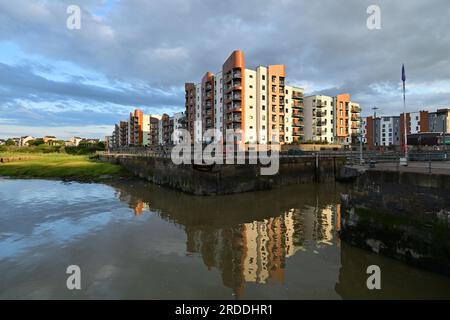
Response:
[100,154,346,196]
[340,170,450,275]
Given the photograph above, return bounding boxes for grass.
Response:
[0,153,126,180]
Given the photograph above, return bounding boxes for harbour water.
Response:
[1,178,449,299]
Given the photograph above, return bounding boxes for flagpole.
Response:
[402,64,408,163]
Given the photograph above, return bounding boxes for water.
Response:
[0,178,449,299]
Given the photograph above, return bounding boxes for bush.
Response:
[65,143,105,155]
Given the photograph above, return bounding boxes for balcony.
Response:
[351,106,361,113]
[206,84,212,91]
[293,127,303,136]
[232,94,242,100]
[316,111,326,117]
[317,120,327,126]
[316,128,327,136]
[292,110,302,118]
[292,92,303,100]
[232,71,242,79]
[293,100,303,108]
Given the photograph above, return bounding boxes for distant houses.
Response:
[0,135,103,148]
[19,135,35,147]
[66,136,83,147]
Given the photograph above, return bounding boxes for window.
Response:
[262,115,266,120]
[262,85,266,90]
[250,126,253,129]
[250,116,253,119]
[272,76,276,82]
[249,75,253,78]
[250,105,253,109]
[250,95,253,99]
[262,105,266,111]
[262,75,265,80]
[262,95,265,101]
[286,90,289,94]
[262,125,266,129]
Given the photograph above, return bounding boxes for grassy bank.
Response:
[0,153,126,180]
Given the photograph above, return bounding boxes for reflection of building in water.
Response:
[184,206,337,297]
[301,204,335,245]
[115,189,150,216]
[133,200,150,215]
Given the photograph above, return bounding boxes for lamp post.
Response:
[372,106,379,150]
[359,111,364,165]
[401,64,408,166]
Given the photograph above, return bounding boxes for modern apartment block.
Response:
[173,112,186,145]
[303,93,360,144]
[399,111,429,149]
[142,114,162,147]
[110,110,185,148]
[184,50,305,146]
[285,86,305,143]
[128,109,144,146]
[304,95,334,143]
[364,116,400,149]
[362,108,450,149]
[429,108,450,133]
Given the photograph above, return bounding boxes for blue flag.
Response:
[402,64,406,82]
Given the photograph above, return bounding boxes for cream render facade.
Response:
[304,94,361,144]
[185,50,306,147]
[304,95,335,143]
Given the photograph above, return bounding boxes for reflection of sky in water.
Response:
[0,179,152,260]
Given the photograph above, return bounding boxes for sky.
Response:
[0,0,449,139]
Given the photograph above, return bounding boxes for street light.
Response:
[372,106,379,149]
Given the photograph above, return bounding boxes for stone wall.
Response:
[340,170,450,275]
[100,154,346,195]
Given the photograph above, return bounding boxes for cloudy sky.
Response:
[0,0,449,139]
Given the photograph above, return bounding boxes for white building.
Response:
[173,112,186,145]
[304,95,334,143]
[19,135,35,146]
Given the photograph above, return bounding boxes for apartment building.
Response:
[304,95,334,143]
[173,112,186,145]
[349,102,362,144]
[185,83,196,141]
[288,86,305,143]
[364,116,400,148]
[185,50,304,146]
[128,109,144,146]
[304,93,361,145]
[429,108,450,133]
[399,111,429,149]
